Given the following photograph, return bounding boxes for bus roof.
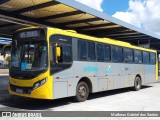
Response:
[14,26,156,53]
[48,27,156,53]
[15,26,157,53]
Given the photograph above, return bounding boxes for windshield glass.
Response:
[10,40,48,71]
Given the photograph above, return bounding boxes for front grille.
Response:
[10,71,36,79]
[10,84,33,94]
[9,70,46,80]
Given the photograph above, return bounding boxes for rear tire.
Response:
[73,82,89,102]
[134,76,142,91]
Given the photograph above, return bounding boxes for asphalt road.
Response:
[0,74,160,112]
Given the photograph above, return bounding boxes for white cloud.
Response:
[113,11,141,27]
[74,0,103,12]
[113,0,160,35]
[74,0,160,34]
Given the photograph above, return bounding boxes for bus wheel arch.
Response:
[134,74,142,91]
[136,74,141,81]
[78,77,93,93]
[73,77,92,102]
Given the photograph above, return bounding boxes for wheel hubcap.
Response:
[79,86,86,98]
[136,79,140,88]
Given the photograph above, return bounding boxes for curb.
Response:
[0,74,9,76]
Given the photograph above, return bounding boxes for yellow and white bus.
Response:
[7,27,158,102]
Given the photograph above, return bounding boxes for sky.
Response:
[75,0,160,35]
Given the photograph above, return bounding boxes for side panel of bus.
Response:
[97,62,114,91]
[51,34,157,99]
[144,64,156,84]
[52,63,156,99]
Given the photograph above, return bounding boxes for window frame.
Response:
[142,51,150,64]
[111,45,123,63]
[59,45,72,63]
[104,44,111,62]
[150,52,156,64]
[50,34,73,75]
[78,40,87,61]
[77,38,156,65]
[123,48,134,63]
[87,41,96,61]
[96,43,105,62]
[134,50,143,64]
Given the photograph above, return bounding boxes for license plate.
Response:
[16,88,23,93]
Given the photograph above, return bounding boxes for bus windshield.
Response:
[10,40,48,71]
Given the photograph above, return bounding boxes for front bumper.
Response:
[8,72,53,99]
[9,83,51,99]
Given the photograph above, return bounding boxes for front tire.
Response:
[74,82,89,102]
[134,76,142,91]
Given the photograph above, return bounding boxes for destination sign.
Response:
[19,30,40,38]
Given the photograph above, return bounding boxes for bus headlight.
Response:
[33,78,47,90]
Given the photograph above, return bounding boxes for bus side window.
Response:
[51,44,72,64]
[87,42,96,61]
[57,45,72,63]
[104,45,111,61]
[97,44,105,61]
[134,50,142,63]
[150,53,156,64]
[112,46,123,62]
[143,51,149,64]
[78,40,87,60]
[124,48,133,63]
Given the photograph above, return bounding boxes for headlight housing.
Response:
[33,78,47,90]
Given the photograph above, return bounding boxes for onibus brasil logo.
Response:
[1,112,42,117]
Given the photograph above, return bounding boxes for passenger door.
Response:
[50,35,73,99]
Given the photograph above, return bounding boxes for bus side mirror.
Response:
[56,44,61,64]
[56,47,61,57]
[3,44,11,62]
[5,56,11,63]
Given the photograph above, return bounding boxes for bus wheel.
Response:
[74,82,89,102]
[134,76,142,91]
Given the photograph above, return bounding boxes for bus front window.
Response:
[10,40,48,71]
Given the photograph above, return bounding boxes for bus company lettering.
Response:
[84,66,98,72]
